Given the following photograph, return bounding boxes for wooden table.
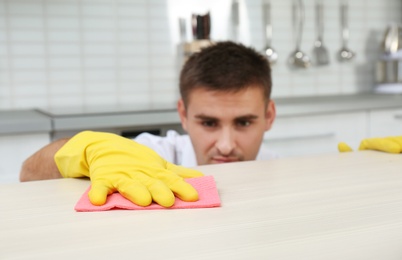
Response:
[1,151,402,259]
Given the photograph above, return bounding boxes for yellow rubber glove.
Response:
[338,142,353,152]
[338,136,402,154]
[54,131,203,207]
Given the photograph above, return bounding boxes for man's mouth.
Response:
[211,157,239,163]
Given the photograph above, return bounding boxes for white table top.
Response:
[1,151,402,259]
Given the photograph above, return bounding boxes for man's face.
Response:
[177,86,276,165]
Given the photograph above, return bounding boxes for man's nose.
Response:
[216,128,236,155]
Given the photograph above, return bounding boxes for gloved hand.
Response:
[338,136,402,154]
[54,131,203,207]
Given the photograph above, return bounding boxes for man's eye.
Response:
[236,120,251,127]
[202,121,217,127]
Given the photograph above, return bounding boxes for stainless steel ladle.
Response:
[337,2,355,62]
[288,0,310,69]
[262,0,278,65]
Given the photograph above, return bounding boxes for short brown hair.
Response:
[179,41,272,107]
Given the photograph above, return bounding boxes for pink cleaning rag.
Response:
[75,176,221,211]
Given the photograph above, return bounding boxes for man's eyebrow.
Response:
[194,114,218,120]
[234,115,259,120]
[194,114,259,120]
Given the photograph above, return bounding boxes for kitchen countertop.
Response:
[42,107,181,131]
[1,151,402,259]
[1,93,401,135]
[275,92,402,117]
[0,109,52,135]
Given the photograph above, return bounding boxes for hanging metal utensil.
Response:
[179,18,187,44]
[262,0,278,65]
[312,0,330,65]
[232,0,240,42]
[337,1,355,62]
[288,0,310,69]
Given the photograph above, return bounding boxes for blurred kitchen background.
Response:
[0,0,401,110]
[1,0,402,183]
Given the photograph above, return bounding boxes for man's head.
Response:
[177,41,276,165]
[179,41,272,107]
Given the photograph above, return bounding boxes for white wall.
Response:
[0,0,401,110]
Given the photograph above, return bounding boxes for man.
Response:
[19,41,402,208]
[134,40,276,167]
[20,41,276,207]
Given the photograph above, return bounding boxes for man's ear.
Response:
[264,99,276,131]
[177,99,188,131]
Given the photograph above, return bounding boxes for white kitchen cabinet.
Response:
[262,112,368,157]
[0,133,50,183]
[368,108,402,137]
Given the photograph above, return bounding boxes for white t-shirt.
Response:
[134,130,277,167]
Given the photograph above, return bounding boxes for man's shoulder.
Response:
[165,130,190,143]
[135,130,190,148]
[134,130,192,165]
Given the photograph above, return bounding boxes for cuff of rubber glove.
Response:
[54,131,94,178]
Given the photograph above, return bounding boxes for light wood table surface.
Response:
[1,151,402,259]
